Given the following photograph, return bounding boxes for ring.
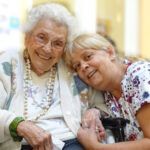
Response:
[95,126,99,132]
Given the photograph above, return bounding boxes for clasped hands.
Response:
[16,108,104,150]
[77,108,105,149]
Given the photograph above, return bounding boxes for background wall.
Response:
[0,0,149,58]
[97,0,150,58]
[97,0,124,54]
[32,0,75,12]
[140,0,150,58]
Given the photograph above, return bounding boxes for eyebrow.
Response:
[36,29,66,39]
[71,52,86,65]
[50,36,66,41]
[80,50,92,57]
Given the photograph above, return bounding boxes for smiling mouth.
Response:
[36,52,52,60]
[87,70,97,78]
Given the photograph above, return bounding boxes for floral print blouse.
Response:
[104,61,150,141]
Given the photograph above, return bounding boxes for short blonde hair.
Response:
[65,33,113,70]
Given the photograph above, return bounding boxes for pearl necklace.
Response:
[23,59,56,121]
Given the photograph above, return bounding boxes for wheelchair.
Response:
[101,117,130,142]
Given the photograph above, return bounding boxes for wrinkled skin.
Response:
[17,18,68,149]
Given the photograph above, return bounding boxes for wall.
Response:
[140,0,150,58]
[33,0,75,12]
[97,0,124,54]
[28,0,150,58]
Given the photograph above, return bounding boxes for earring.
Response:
[111,56,116,61]
[23,49,29,61]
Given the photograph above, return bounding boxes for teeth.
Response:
[88,70,96,78]
[38,54,51,60]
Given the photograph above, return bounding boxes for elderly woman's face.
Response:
[25,19,67,75]
[71,48,116,91]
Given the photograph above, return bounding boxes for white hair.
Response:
[23,3,78,48]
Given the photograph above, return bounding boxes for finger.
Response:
[38,145,44,150]
[33,147,39,150]
[96,117,104,129]
[77,127,85,138]
[96,118,105,135]
[98,126,106,139]
[96,127,106,139]
[96,130,101,142]
[90,118,96,129]
[81,119,89,128]
[92,118,105,140]
[99,131,106,139]
[45,134,53,150]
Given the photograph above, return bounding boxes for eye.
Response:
[85,53,93,60]
[73,63,81,72]
[52,40,65,48]
[36,33,46,43]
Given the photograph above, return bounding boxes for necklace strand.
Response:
[23,59,56,121]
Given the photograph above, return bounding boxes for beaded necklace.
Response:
[23,59,56,121]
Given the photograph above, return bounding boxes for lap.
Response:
[21,138,84,150]
[63,138,84,150]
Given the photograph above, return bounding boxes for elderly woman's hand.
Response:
[77,126,101,150]
[17,120,52,150]
[81,108,105,141]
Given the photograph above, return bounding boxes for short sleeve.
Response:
[124,61,150,115]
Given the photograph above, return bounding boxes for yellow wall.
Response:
[20,0,30,49]
[140,0,150,58]
[97,0,150,58]
[30,0,150,58]
[33,0,75,13]
[33,0,124,53]
[97,0,124,54]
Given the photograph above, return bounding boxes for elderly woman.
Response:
[0,4,106,150]
[65,33,150,150]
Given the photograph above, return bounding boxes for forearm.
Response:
[95,138,150,150]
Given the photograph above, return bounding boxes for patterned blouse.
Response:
[104,61,150,141]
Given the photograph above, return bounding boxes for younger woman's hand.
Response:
[81,108,105,141]
[77,126,100,150]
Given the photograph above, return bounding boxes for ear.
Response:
[106,45,116,61]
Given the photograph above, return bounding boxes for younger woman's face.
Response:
[71,48,116,91]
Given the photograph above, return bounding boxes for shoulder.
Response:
[0,50,23,75]
[127,61,150,73]
[0,50,21,63]
[121,61,150,99]
[122,61,150,87]
[125,61,150,79]
[122,61,150,115]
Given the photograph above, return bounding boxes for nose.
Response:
[42,41,52,54]
[81,61,89,71]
